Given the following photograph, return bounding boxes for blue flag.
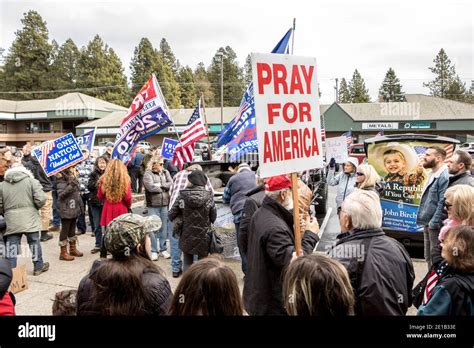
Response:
[76,128,96,152]
[216,28,293,161]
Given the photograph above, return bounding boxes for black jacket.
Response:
[77,259,172,316]
[328,228,415,316]
[239,185,265,254]
[21,154,52,192]
[448,171,473,187]
[88,167,104,206]
[243,196,319,315]
[169,186,216,256]
[56,172,84,219]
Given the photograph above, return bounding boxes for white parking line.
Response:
[313,207,332,253]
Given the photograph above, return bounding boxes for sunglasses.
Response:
[356,172,365,176]
[444,201,452,209]
[158,162,164,165]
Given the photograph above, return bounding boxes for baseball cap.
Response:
[106,142,114,148]
[264,175,292,191]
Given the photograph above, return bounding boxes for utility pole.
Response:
[335,78,339,102]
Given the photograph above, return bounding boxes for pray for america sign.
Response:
[251,53,323,178]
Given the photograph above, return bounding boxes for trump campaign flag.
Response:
[112,74,172,164]
[75,128,96,152]
[172,99,207,170]
[216,28,293,161]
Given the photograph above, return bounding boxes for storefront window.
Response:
[0,123,7,134]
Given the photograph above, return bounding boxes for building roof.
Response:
[0,93,127,114]
[334,94,474,121]
[78,105,331,129]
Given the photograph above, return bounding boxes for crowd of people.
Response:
[0,142,472,317]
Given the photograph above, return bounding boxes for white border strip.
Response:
[313,207,332,253]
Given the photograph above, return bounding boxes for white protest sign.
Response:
[251,53,323,178]
[325,136,349,163]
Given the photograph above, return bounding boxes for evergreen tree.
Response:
[467,81,474,103]
[50,38,80,90]
[338,78,351,103]
[208,46,245,107]
[129,38,160,97]
[194,62,214,107]
[244,54,252,85]
[76,35,129,106]
[1,10,52,99]
[423,48,456,98]
[159,38,178,76]
[349,69,370,103]
[445,75,467,102]
[378,68,405,102]
[177,66,197,108]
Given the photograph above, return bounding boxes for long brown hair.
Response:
[283,254,355,316]
[89,237,165,315]
[169,256,244,316]
[100,159,130,203]
[442,225,474,272]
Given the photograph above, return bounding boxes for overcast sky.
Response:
[0,0,472,104]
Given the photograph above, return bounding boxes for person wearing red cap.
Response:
[243,174,320,315]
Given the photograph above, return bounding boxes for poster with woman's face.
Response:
[367,141,452,233]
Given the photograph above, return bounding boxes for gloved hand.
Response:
[329,158,336,168]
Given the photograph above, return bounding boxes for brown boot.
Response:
[59,245,75,261]
[69,240,83,257]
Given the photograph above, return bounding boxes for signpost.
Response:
[33,133,84,177]
[252,53,322,254]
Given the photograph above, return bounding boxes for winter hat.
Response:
[345,157,359,171]
[188,170,207,187]
[106,142,114,148]
[104,214,160,256]
[265,175,292,191]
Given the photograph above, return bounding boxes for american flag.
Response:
[414,144,454,160]
[321,129,326,140]
[172,100,207,170]
[33,140,56,169]
[342,131,353,146]
[422,262,448,305]
[320,116,326,141]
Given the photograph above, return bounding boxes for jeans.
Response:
[169,219,182,273]
[148,207,168,253]
[77,196,95,233]
[52,189,61,228]
[183,252,206,272]
[91,205,103,248]
[5,232,44,271]
[235,221,248,275]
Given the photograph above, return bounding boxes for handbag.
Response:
[208,225,224,254]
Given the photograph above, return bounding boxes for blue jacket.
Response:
[416,167,449,229]
[129,152,145,170]
[327,169,357,208]
[223,169,256,216]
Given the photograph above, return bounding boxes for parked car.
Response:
[459,142,474,150]
[348,143,366,164]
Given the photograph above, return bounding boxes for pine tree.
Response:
[467,81,474,104]
[349,69,370,103]
[50,38,80,90]
[76,35,129,106]
[129,38,160,97]
[445,75,467,102]
[177,66,197,108]
[338,78,351,103]
[0,10,53,99]
[423,48,456,98]
[244,54,252,85]
[194,62,214,107]
[378,68,405,102]
[159,38,178,76]
[208,46,245,107]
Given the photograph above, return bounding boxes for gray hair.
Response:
[186,164,203,171]
[265,188,290,201]
[341,189,382,230]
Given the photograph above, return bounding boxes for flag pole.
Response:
[200,93,212,160]
[291,18,296,55]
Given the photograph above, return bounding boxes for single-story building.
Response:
[322,94,474,144]
[0,93,126,147]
